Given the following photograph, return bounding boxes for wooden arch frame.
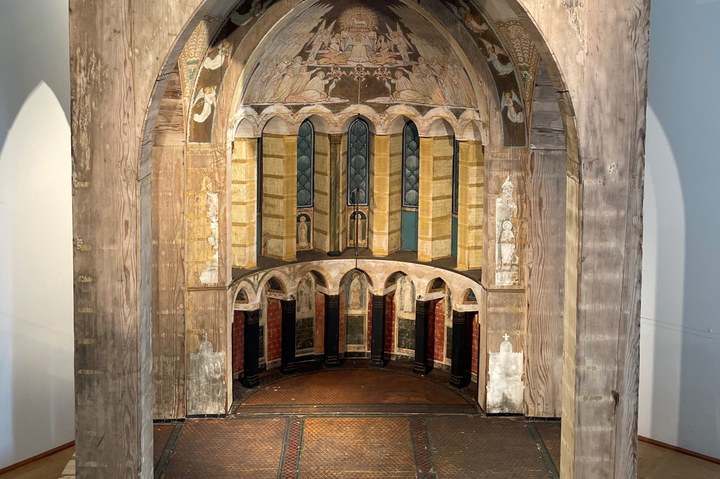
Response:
[69,0,649,477]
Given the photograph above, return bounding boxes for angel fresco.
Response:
[481,38,514,76]
[192,86,216,123]
[501,90,525,124]
[230,0,270,27]
[202,41,231,71]
[448,0,489,35]
[386,23,413,63]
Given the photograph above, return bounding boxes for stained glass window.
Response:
[347,118,369,206]
[297,120,314,208]
[402,121,420,208]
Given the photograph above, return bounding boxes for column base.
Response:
[281,363,297,374]
[325,355,341,367]
[449,373,467,388]
[370,356,385,368]
[413,361,428,375]
[242,374,259,388]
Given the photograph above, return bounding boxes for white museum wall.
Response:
[639,0,720,459]
[0,0,74,469]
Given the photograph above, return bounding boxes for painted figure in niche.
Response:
[481,38,514,76]
[297,215,310,249]
[495,177,519,285]
[501,90,525,124]
[349,211,367,247]
[202,41,231,71]
[499,220,518,270]
[349,274,364,310]
[397,276,415,313]
[192,86,216,123]
[297,276,313,313]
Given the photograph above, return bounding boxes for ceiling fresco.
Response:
[186,0,530,146]
[241,0,479,112]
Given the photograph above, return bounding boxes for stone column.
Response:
[418,136,454,261]
[324,294,340,366]
[457,140,484,271]
[261,133,297,261]
[413,300,430,374]
[450,311,471,387]
[281,299,297,373]
[242,310,260,388]
[231,137,258,269]
[371,294,386,367]
[327,134,343,256]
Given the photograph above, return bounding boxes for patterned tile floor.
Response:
[155,367,560,478]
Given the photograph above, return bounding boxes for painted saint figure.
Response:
[499,220,517,270]
[297,215,310,248]
[501,90,525,124]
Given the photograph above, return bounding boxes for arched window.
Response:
[401,121,420,252]
[347,118,369,206]
[297,120,314,208]
[402,121,420,208]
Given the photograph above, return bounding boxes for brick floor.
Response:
[156,369,561,478]
[300,417,415,479]
[161,418,286,478]
[241,369,469,407]
[426,416,550,478]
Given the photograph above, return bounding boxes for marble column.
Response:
[450,311,471,387]
[242,309,260,388]
[371,294,386,367]
[413,300,430,374]
[324,294,340,366]
[281,299,296,373]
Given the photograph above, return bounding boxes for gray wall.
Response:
[639,0,720,459]
[0,0,74,468]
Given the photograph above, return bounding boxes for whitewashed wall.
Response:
[639,0,720,459]
[0,0,74,469]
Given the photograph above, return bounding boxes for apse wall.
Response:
[639,0,720,460]
[0,0,74,469]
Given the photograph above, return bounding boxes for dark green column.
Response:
[450,311,471,388]
[242,309,260,388]
[371,294,386,367]
[324,294,340,366]
[281,299,296,373]
[413,300,430,374]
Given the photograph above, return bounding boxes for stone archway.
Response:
[69,1,649,477]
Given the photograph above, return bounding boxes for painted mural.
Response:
[241,0,479,113]
[187,0,528,146]
[444,0,526,146]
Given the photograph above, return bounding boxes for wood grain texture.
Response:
[152,71,187,419]
[525,149,566,418]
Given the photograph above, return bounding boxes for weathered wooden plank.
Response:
[525,149,566,418]
[152,105,186,418]
[70,1,146,476]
